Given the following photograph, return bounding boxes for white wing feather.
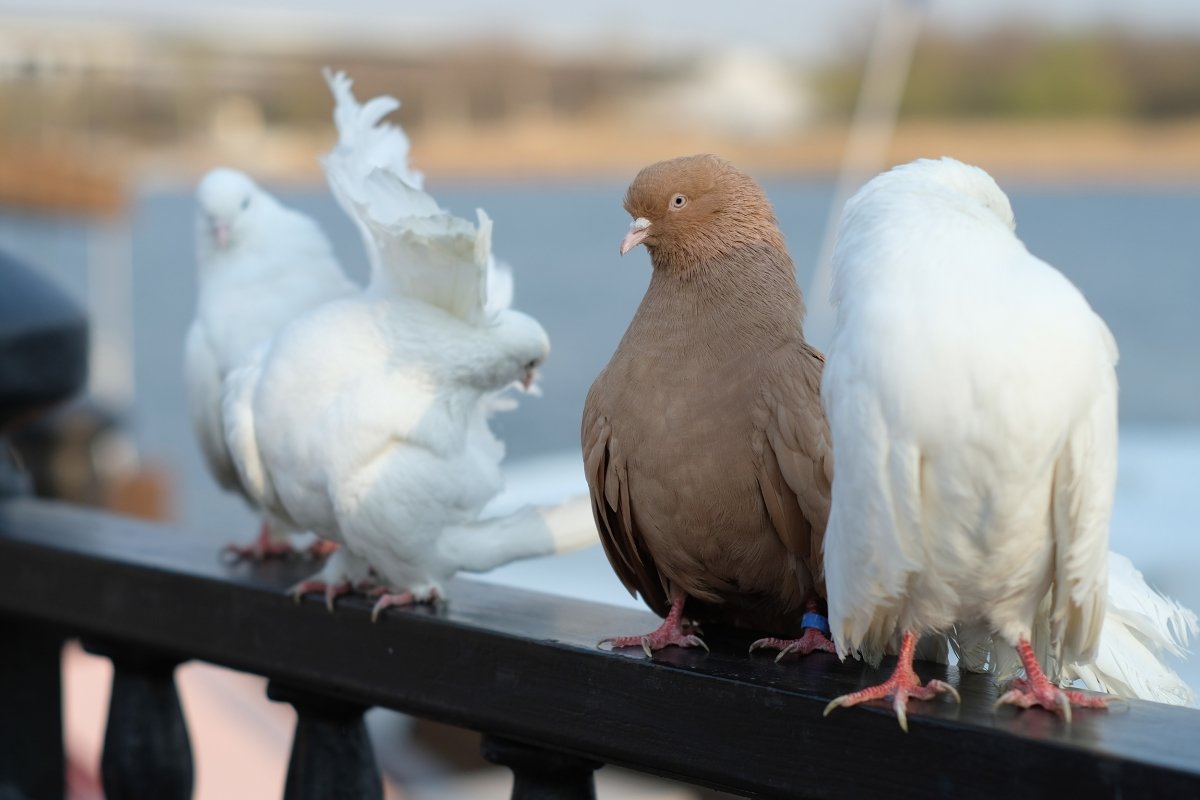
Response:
[822,369,922,665]
[222,352,277,516]
[1050,320,1119,666]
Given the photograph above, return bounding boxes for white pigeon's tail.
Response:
[439,495,599,575]
[1059,552,1198,706]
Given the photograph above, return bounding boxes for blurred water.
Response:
[1,178,1198,693]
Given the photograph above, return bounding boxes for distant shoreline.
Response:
[5,118,1200,213]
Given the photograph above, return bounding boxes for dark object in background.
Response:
[0,250,89,436]
[11,401,132,506]
[8,399,170,519]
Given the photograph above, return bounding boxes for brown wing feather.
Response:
[751,341,833,598]
[582,380,671,617]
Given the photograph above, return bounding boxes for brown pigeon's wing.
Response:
[751,342,833,598]
[582,382,671,617]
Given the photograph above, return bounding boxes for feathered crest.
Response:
[321,68,513,323]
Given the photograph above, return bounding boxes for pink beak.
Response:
[213,222,231,249]
[521,369,535,390]
[620,217,651,256]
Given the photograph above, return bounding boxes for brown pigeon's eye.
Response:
[670,194,687,210]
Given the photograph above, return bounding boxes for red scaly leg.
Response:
[304,539,340,559]
[599,592,708,657]
[824,631,961,732]
[222,520,293,561]
[750,597,837,660]
[993,638,1109,722]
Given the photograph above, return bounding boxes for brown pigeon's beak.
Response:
[620,217,651,256]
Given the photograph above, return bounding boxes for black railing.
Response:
[4,253,1200,800]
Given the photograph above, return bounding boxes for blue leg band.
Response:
[801,611,831,637]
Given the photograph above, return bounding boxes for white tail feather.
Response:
[438,495,598,574]
[1060,552,1197,705]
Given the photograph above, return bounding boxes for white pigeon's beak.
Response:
[212,222,231,249]
[620,217,651,256]
[521,368,536,391]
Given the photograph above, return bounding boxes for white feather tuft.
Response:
[1060,552,1198,706]
[322,71,512,324]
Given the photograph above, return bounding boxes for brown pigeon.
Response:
[583,154,835,657]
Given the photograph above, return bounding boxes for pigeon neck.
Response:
[637,244,806,356]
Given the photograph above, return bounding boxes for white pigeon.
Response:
[185,167,357,558]
[222,72,597,616]
[821,157,1118,729]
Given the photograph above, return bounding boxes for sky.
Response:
[3,0,1200,62]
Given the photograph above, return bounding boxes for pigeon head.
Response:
[484,309,550,393]
[879,157,1016,232]
[195,167,271,254]
[620,154,783,271]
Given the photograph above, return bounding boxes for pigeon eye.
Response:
[524,359,539,371]
[670,194,687,210]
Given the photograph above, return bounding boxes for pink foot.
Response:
[289,578,353,612]
[304,539,340,559]
[994,640,1109,723]
[599,594,708,657]
[750,628,837,661]
[370,586,441,622]
[824,631,960,732]
[222,522,292,561]
[750,599,836,660]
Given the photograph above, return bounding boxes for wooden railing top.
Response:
[2,496,1199,799]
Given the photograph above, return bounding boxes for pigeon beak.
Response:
[521,368,536,391]
[620,218,651,256]
[212,222,231,249]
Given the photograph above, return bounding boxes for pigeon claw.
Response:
[287,579,353,611]
[599,593,708,657]
[824,674,960,733]
[599,629,708,657]
[370,591,416,622]
[749,628,837,662]
[993,638,1110,724]
[993,676,1108,723]
[822,631,959,732]
[368,586,440,622]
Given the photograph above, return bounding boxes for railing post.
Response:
[0,616,65,800]
[81,642,193,800]
[267,682,383,800]
[0,252,88,800]
[481,735,603,800]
